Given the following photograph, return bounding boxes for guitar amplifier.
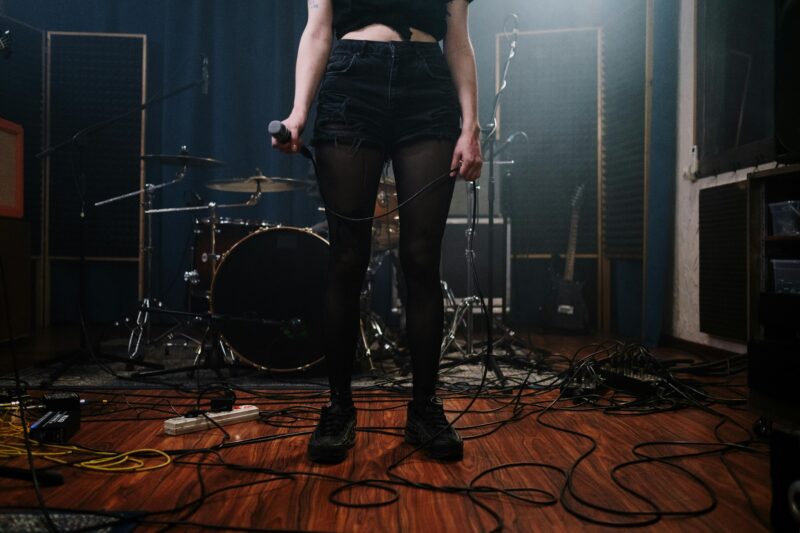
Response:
[440,217,510,313]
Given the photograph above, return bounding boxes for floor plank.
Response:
[1,380,769,532]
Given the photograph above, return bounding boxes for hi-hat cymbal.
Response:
[205,175,312,193]
[141,154,226,168]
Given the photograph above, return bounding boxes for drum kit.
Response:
[96,149,401,376]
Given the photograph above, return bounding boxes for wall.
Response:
[672,0,766,353]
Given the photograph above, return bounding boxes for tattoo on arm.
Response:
[309,0,319,8]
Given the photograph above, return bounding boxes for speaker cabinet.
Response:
[0,117,23,218]
[770,426,800,531]
[0,219,32,341]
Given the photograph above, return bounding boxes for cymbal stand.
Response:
[358,250,398,371]
[95,159,197,360]
[139,192,264,368]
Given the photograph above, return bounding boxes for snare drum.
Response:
[372,181,399,251]
[210,226,329,372]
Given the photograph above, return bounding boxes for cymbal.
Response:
[205,175,311,193]
[141,154,226,168]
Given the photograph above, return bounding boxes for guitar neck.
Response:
[564,210,580,282]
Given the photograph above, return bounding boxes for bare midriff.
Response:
[341,24,437,42]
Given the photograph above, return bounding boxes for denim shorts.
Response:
[312,39,462,151]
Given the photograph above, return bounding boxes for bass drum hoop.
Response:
[209,226,328,372]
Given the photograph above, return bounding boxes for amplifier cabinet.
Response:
[0,219,32,341]
[440,217,510,313]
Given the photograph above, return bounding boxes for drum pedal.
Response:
[163,404,260,435]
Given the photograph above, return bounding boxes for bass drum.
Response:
[210,227,329,372]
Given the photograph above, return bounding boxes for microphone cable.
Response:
[269,121,461,223]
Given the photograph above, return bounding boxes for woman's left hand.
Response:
[451,127,483,181]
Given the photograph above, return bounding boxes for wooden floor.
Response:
[1,343,770,532]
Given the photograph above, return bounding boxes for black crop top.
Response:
[332,0,473,42]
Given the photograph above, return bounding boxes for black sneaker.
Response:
[308,402,356,464]
[405,397,463,461]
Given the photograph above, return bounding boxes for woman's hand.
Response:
[271,111,307,155]
[451,126,482,181]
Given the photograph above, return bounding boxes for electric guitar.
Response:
[0,31,11,59]
[548,183,589,331]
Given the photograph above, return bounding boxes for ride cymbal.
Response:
[141,154,226,168]
[205,175,311,193]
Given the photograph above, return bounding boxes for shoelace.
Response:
[318,406,352,436]
[420,402,451,432]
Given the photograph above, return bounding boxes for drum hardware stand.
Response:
[97,153,218,361]
[440,280,479,358]
[438,181,504,382]
[358,250,399,371]
[129,307,292,379]
[131,317,238,379]
[134,193,265,376]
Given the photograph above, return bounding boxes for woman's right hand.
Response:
[271,111,307,155]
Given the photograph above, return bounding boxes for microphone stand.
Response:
[476,15,520,381]
[36,62,208,385]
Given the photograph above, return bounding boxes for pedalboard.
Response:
[163,405,260,436]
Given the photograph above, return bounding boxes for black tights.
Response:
[315,138,456,405]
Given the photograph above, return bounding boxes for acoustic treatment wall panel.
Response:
[498,28,600,327]
[500,29,599,257]
[46,32,145,259]
[602,2,646,258]
[699,182,747,340]
[45,32,145,323]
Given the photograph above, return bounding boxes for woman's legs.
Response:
[390,138,457,404]
[314,141,386,405]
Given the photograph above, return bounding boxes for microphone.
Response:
[269,120,312,159]
[268,120,291,143]
[507,14,519,57]
[201,55,209,95]
[494,131,528,157]
[1,30,11,59]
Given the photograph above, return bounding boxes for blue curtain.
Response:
[642,0,678,346]
[6,1,317,310]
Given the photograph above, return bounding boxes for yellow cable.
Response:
[1,413,172,473]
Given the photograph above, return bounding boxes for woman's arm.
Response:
[443,0,482,181]
[273,0,333,153]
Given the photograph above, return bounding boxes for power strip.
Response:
[163,405,260,436]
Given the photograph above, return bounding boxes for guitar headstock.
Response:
[570,182,586,209]
[0,31,11,59]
